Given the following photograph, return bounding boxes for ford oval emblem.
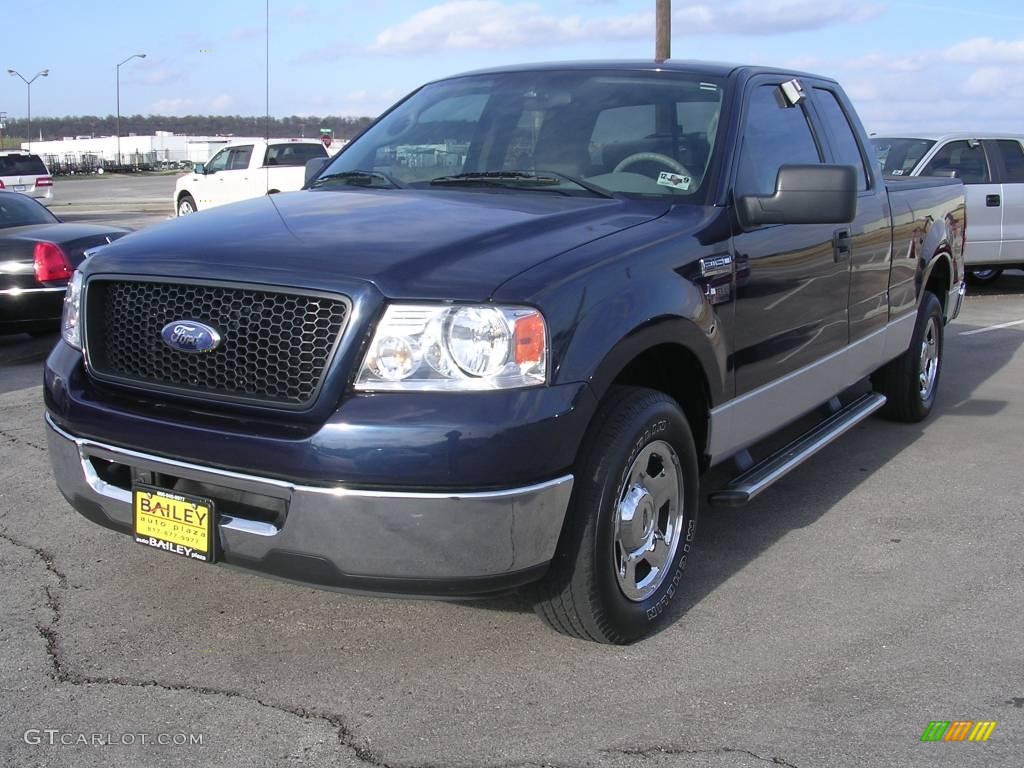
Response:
[160,320,222,353]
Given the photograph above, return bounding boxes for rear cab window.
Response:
[812,88,869,190]
[922,140,991,183]
[993,139,1024,183]
[871,138,935,178]
[0,192,58,228]
[228,146,254,171]
[264,143,328,167]
[0,154,49,177]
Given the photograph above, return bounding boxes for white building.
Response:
[22,132,266,170]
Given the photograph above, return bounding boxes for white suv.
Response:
[0,152,54,202]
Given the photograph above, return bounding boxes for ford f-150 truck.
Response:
[45,61,966,644]
[173,138,328,216]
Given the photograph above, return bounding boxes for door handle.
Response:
[833,229,852,262]
[986,194,1001,207]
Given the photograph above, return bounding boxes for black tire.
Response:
[534,386,700,644]
[177,194,197,217]
[965,268,1002,286]
[872,292,944,423]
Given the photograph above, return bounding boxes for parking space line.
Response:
[960,318,1024,336]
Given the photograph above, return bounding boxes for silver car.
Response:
[872,133,1024,285]
[0,151,54,202]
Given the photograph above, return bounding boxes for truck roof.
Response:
[442,59,833,83]
[872,132,1024,142]
[218,137,325,149]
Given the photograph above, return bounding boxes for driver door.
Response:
[197,147,232,208]
[730,80,850,394]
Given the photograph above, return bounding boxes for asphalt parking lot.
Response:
[1,177,1022,767]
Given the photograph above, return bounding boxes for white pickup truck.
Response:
[174,139,328,216]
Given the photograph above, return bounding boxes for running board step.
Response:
[708,392,887,507]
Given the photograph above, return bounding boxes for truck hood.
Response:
[87,188,670,300]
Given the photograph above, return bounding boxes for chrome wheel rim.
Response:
[178,200,194,216]
[919,316,940,401]
[612,440,685,602]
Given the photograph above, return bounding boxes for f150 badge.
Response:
[160,321,221,353]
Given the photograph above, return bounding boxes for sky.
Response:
[1,0,1023,134]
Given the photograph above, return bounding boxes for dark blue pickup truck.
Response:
[45,61,966,643]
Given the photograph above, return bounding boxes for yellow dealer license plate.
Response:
[133,485,215,563]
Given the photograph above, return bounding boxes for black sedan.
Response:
[0,190,127,335]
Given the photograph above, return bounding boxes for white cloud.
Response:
[209,94,235,111]
[372,1,647,53]
[945,37,1024,63]
[150,98,195,115]
[676,0,883,36]
[369,0,881,54]
[846,52,925,72]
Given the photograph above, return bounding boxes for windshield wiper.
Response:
[429,170,614,198]
[310,170,404,189]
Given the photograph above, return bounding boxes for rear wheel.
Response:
[177,194,197,217]
[966,267,1002,286]
[872,291,944,423]
[534,386,699,644]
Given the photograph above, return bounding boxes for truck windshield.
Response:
[322,70,727,200]
[871,138,936,178]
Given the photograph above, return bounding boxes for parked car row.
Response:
[872,133,1024,285]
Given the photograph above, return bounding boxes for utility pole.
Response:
[656,0,671,62]
[7,69,49,152]
[116,53,146,166]
[0,112,6,149]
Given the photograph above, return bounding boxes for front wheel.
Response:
[534,386,699,644]
[966,267,1003,286]
[177,194,197,217]
[872,291,944,423]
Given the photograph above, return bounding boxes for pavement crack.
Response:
[606,746,800,768]
[0,427,47,452]
[38,611,392,767]
[0,531,67,586]
[0,527,391,766]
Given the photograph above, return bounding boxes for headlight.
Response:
[61,271,83,350]
[355,304,547,391]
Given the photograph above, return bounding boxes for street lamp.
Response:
[7,69,49,152]
[116,53,146,166]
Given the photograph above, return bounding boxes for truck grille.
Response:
[85,279,349,408]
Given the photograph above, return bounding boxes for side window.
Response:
[735,84,822,198]
[813,89,868,190]
[228,145,253,171]
[205,149,231,174]
[922,141,990,184]
[994,140,1024,183]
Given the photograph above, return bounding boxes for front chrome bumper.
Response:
[46,414,573,596]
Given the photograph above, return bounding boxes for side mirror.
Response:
[737,164,857,227]
[194,162,206,175]
[305,157,330,186]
